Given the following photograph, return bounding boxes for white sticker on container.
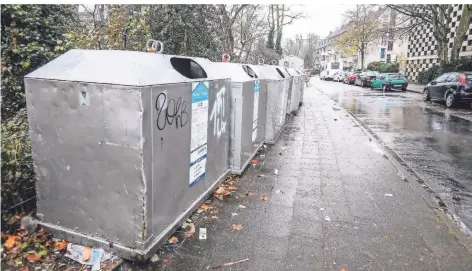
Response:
[190,82,209,187]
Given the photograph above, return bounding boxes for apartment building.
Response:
[405,4,472,82]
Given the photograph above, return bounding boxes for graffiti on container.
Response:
[155,92,188,130]
[209,86,227,138]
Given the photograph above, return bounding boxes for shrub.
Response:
[416,57,472,84]
[366,61,399,73]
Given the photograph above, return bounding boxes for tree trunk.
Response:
[267,5,275,49]
[451,5,472,63]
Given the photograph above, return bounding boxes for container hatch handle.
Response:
[146,39,164,54]
[222,53,231,62]
[258,58,265,65]
[271,59,278,65]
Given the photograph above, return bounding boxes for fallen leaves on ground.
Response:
[226,186,238,191]
[26,254,41,262]
[199,203,214,211]
[246,191,253,196]
[162,258,171,265]
[259,195,267,201]
[54,240,68,251]
[3,235,20,249]
[184,223,196,238]
[232,224,243,231]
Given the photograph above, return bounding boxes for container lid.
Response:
[269,65,291,80]
[26,49,224,86]
[248,65,280,80]
[284,67,299,76]
[211,62,253,82]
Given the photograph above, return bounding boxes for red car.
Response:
[343,72,360,85]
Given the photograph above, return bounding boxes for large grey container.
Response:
[285,67,303,114]
[212,63,265,174]
[298,68,305,106]
[24,49,231,260]
[257,65,289,144]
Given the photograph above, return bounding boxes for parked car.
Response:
[343,72,360,84]
[354,71,379,87]
[422,72,472,108]
[370,73,408,91]
[333,71,346,82]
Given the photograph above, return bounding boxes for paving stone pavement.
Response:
[125,87,472,271]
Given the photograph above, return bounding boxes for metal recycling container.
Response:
[271,66,292,119]
[285,67,303,114]
[257,65,289,144]
[298,68,305,106]
[24,49,231,260]
[212,62,266,174]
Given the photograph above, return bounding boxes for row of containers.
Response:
[24,48,306,261]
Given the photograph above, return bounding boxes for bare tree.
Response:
[232,5,270,63]
[215,4,248,60]
[335,5,384,69]
[267,4,305,55]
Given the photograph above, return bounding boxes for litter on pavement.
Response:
[384,193,393,197]
[212,258,249,269]
[65,243,117,271]
[324,216,331,221]
[199,228,207,240]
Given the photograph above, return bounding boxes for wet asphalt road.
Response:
[314,77,472,234]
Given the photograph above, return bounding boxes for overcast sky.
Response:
[79,4,353,41]
[284,4,355,40]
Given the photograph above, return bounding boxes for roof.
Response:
[26,49,224,86]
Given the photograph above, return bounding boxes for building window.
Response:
[470,29,472,35]
[450,43,453,48]
[451,32,455,38]
[386,54,391,63]
[459,4,463,9]
[387,41,393,51]
[464,35,469,41]
[469,40,472,46]
[463,46,467,52]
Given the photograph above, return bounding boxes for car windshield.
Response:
[388,73,405,79]
[331,62,340,69]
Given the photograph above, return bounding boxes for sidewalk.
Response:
[126,87,472,271]
[407,83,426,94]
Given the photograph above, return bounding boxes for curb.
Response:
[315,87,472,252]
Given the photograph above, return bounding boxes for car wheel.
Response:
[445,93,456,108]
[401,87,406,92]
[382,85,387,92]
[370,85,374,90]
[361,80,365,87]
[422,89,431,101]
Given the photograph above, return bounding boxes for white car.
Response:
[333,71,346,82]
[320,70,334,80]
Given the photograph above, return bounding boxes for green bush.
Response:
[1,5,76,221]
[366,61,399,73]
[416,57,472,84]
[417,65,442,85]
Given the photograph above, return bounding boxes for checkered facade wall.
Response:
[406,4,472,82]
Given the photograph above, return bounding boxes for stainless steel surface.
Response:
[212,62,264,174]
[24,49,231,260]
[258,65,289,144]
[285,67,303,113]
